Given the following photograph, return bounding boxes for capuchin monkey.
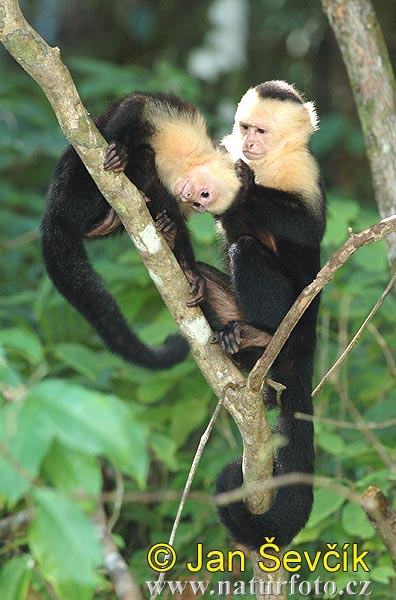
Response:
[180,81,327,548]
[41,92,241,370]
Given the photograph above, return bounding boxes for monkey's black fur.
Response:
[214,84,327,548]
[42,93,198,370]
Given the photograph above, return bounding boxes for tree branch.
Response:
[95,505,142,600]
[321,0,396,268]
[361,486,396,571]
[0,0,273,595]
[248,217,396,393]
[313,270,396,396]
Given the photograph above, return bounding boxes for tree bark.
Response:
[321,0,396,269]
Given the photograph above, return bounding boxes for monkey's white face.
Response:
[239,121,273,160]
[175,165,219,212]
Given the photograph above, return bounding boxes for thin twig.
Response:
[248,216,396,393]
[95,504,142,600]
[361,486,396,571]
[313,271,396,396]
[295,412,396,431]
[367,322,396,377]
[150,383,233,599]
[339,381,396,473]
[0,509,33,539]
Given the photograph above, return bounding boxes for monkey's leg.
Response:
[197,263,272,353]
[86,208,122,238]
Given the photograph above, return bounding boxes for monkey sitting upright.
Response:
[180,81,326,548]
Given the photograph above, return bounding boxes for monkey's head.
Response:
[175,155,241,214]
[223,80,318,164]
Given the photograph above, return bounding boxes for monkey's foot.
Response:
[85,208,122,238]
[103,142,128,172]
[210,321,242,355]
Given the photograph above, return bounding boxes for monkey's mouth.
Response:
[192,202,206,212]
[242,149,262,159]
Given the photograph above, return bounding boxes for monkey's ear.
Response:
[304,101,319,131]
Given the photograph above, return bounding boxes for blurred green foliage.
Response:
[0,52,395,600]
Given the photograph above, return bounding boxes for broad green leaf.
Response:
[42,442,102,500]
[0,328,44,363]
[28,380,148,485]
[53,343,105,380]
[0,398,53,503]
[307,487,346,528]
[0,555,34,600]
[341,501,374,539]
[29,488,102,600]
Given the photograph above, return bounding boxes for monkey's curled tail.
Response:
[41,224,189,370]
[216,358,314,549]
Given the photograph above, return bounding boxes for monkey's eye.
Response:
[240,123,248,131]
[257,128,265,134]
[201,190,210,199]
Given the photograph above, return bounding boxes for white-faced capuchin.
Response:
[41,92,242,370]
[179,81,327,548]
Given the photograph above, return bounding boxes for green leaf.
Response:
[42,442,102,500]
[53,343,105,380]
[0,398,54,503]
[0,328,44,364]
[0,555,34,600]
[341,501,375,538]
[29,488,102,600]
[28,380,148,485]
[307,487,346,528]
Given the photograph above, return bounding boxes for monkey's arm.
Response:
[234,160,325,247]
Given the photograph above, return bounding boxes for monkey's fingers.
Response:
[86,208,122,238]
[212,322,242,355]
[235,158,255,186]
[154,211,178,249]
[186,277,205,307]
[103,142,128,172]
[184,270,205,307]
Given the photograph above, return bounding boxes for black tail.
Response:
[216,357,314,549]
[41,222,189,370]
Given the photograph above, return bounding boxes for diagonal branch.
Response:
[248,217,396,394]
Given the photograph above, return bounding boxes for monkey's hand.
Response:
[184,268,206,307]
[210,321,242,355]
[86,207,122,238]
[103,142,128,172]
[155,210,178,250]
[235,159,255,187]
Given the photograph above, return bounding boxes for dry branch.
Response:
[248,216,396,393]
[361,486,396,571]
[321,0,396,267]
[0,0,272,503]
[95,505,143,600]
